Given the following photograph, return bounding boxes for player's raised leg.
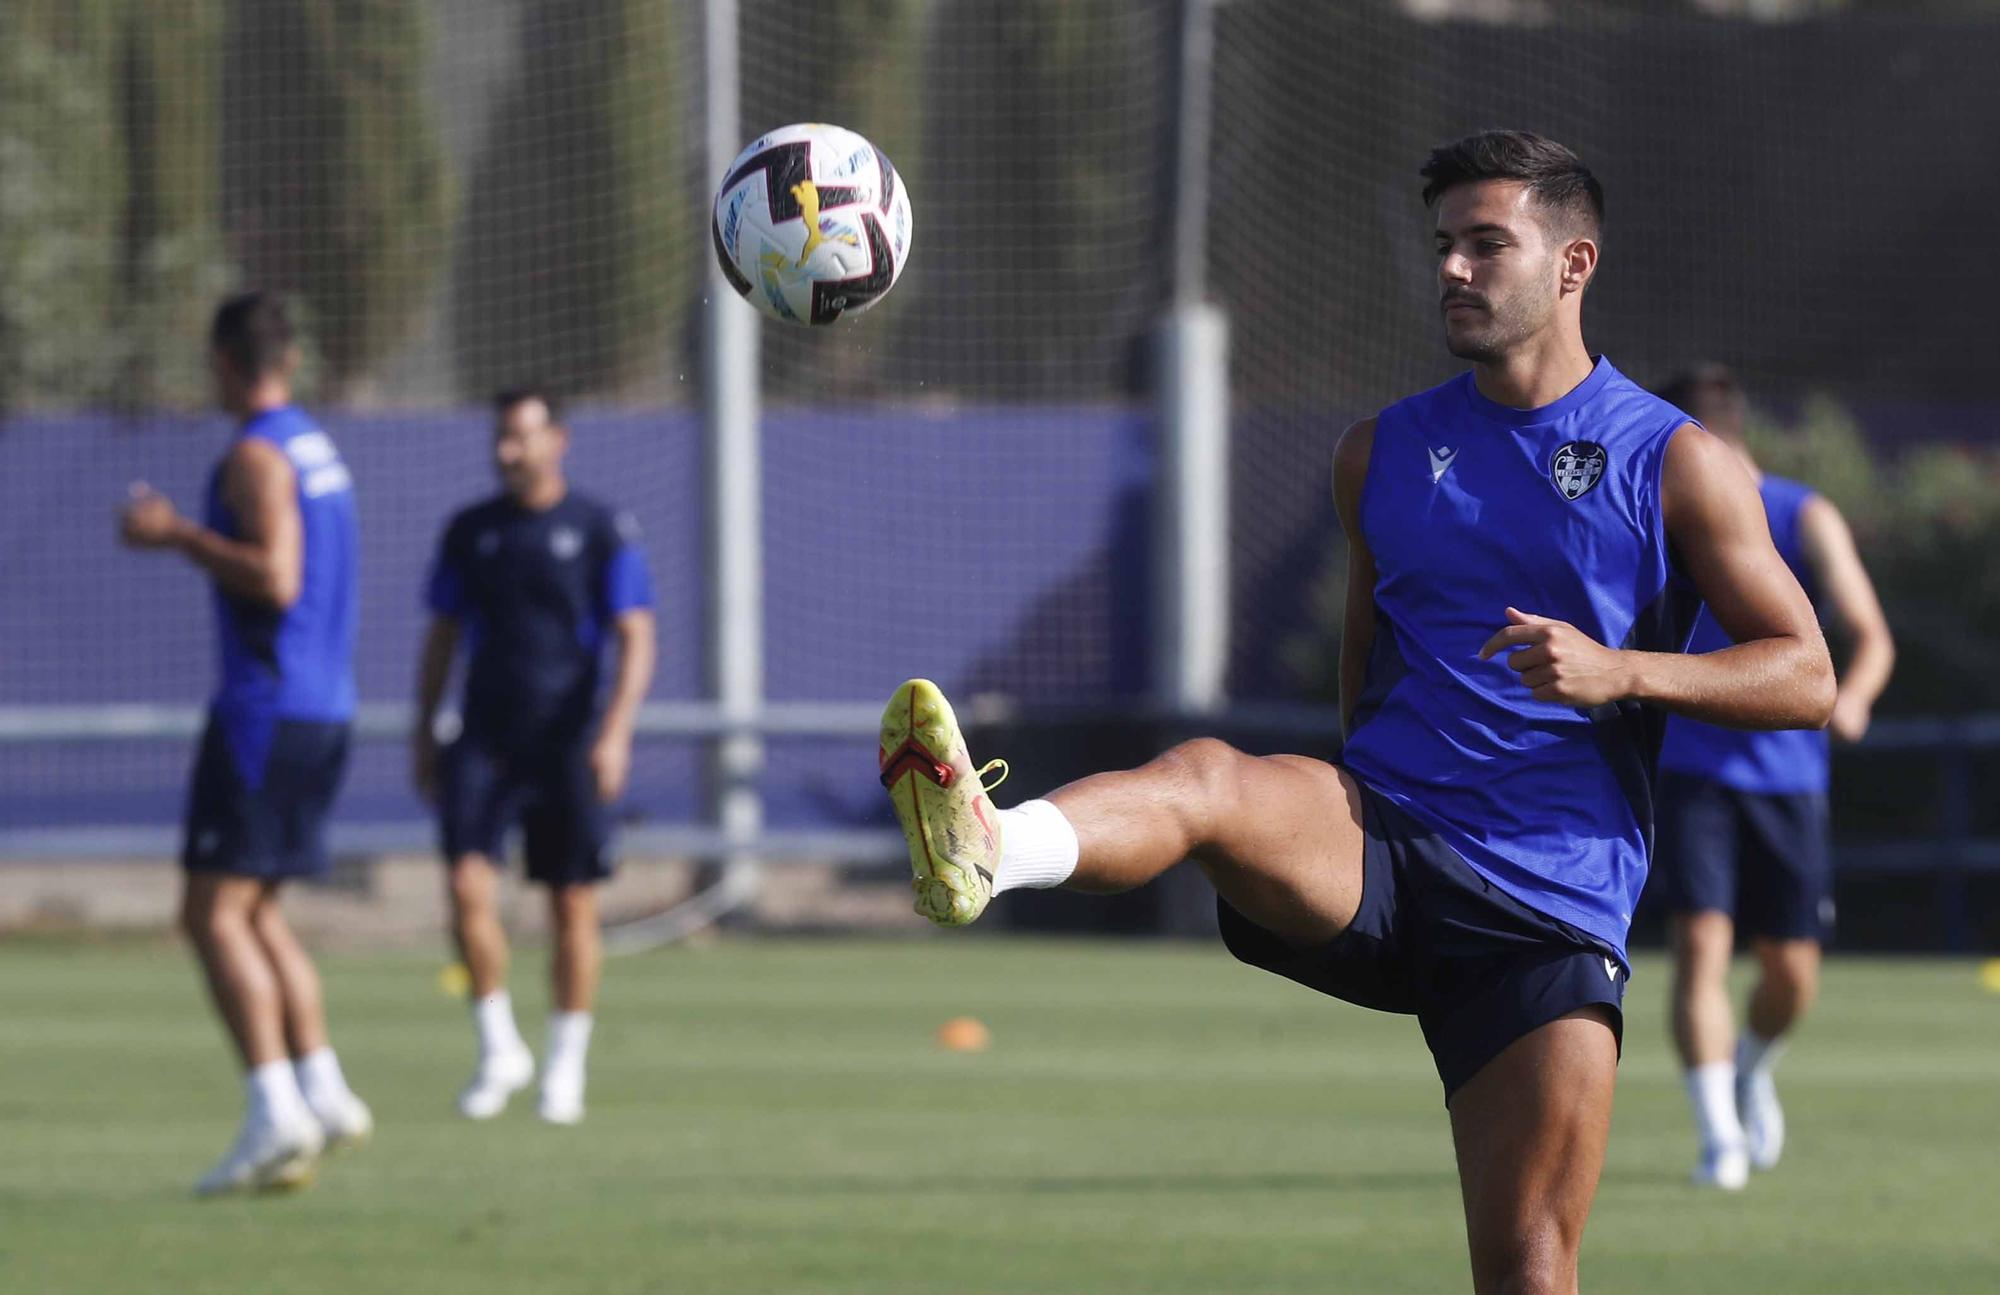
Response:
[1738,936,1819,1169]
[181,873,324,1195]
[447,853,535,1119]
[1450,1008,1619,1295]
[253,889,372,1149]
[881,679,1364,942]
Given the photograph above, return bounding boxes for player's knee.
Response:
[180,893,238,945]
[550,885,597,931]
[1154,737,1247,827]
[447,859,497,914]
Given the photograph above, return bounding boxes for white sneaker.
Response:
[1693,1141,1750,1191]
[1738,1069,1786,1170]
[316,1091,374,1151]
[457,1046,535,1120]
[537,1079,584,1126]
[194,1113,324,1197]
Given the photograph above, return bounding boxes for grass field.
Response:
[2,935,1995,1294]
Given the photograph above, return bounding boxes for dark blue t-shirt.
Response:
[1658,476,1829,793]
[1339,358,1702,964]
[426,491,654,747]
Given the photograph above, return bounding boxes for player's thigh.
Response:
[1737,791,1833,943]
[1190,749,1365,947]
[1449,1006,1619,1295]
[1653,773,1740,920]
[180,869,265,939]
[520,753,614,889]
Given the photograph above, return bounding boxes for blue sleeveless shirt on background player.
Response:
[1658,476,1828,794]
[1339,358,1702,965]
[204,407,359,780]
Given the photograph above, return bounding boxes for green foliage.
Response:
[0,2,125,412]
[452,0,686,401]
[224,0,454,398]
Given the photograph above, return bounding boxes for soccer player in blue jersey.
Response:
[878,132,1836,1293]
[1650,363,1894,1190]
[412,389,656,1125]
[118,293,373,1194]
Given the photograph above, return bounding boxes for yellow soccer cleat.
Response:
[879,679,1008,926]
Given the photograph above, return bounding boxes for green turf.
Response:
[0,935,1994,1293]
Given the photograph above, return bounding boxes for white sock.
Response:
[993,799,1079,894]
[246,1059,312,1128]
[473,990,528,1059]
[544,1011,593,1091]
[1685,1061,1746,1151]
[1737,1029,1787,1080]
[293,1047,355,1121]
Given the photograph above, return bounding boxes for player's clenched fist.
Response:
[1479,606,1632,707]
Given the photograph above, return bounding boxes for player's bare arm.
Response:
[1332,417,1379,736]
[1481,422,1835,727]
[121,438,304,609]
[590,608,657,803]
[412,615,461,803]
[1797,495,1895,742]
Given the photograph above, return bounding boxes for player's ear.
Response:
[1559,235,1599,295]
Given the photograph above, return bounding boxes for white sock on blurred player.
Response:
[539,1011,593,1125]
[993,799,1079,894]
[474,990,529,1059]
[247,1058,315,1130]
[1685,1061,1749,1189]
[1736,1029,1788,1170]
[459,991,535,1119]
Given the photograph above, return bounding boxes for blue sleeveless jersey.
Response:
[1339,358,1701,963]
[1658,476,1828,794]
[205,408,359,755]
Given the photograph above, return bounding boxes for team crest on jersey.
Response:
[1550,441,1608,500]
[550,526,584,560]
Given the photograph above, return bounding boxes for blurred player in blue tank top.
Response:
[411,389,657,1126]
[118,293,372,1195]
[871,132,1836,1291]
[1650,363,1895,1191]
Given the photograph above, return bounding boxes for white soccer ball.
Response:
[711,122,913,326]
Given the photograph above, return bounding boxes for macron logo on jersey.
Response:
[1428,445,1458,484]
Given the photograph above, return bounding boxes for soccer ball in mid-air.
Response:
[711,122,913,326]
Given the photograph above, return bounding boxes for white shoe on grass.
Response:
[316,1090,374,1151]
[194,1113,323,1197]
[1692,1141,1750,1191]
[457,1046,535,1120]
[537,1081,585,1126]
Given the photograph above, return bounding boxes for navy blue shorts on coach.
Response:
[440,736,613,886]
[1653,771,1834,941]
[1218,776,1627,1099]
[182,712,351,880]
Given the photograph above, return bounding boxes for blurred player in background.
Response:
[118,292,372,1194]
[878,132,1835,1293]
[1652,362,1895,1190]
[412,389,656,1125]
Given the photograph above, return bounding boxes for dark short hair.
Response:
[1655,361,1742,415]
[1420,130,1604,239]
[494,387,563,426]
[209,292,294,378]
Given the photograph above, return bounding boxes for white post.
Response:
[1155,0,1229,716]
[703,0,763,879]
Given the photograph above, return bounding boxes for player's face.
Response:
[1433,180,1568,363]
[493,399,567,497]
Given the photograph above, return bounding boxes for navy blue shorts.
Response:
[439,736,614,886]
[1653,771,1833,941]
[181,714,350,881]
[1218,778,1626,1099]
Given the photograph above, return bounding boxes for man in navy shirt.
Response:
[413,389,656,1125]
[877,133,1835,1290]
[120,292,373,1194]
[1652,364,1894,1189]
